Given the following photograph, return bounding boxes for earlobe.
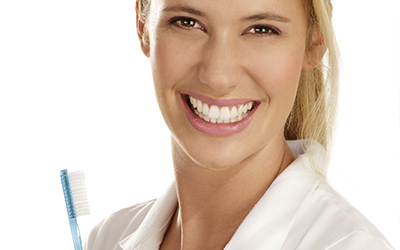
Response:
[303,26,327,70]
[136,0,150,57]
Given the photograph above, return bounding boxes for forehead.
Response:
[150,0,306,22]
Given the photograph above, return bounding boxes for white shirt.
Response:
[85,140,394,250]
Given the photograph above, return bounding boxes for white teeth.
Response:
[220,107,230,122]
[197,99,203,112]
[209,105,220,121]
[202,103,209,116]
[230,106,237,119]
[238,104,243,116]
[190,96,197,108]
[188,95,255,124]
[243,105,249,114]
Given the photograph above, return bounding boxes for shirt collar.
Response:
[224,140,327,250]
[120,140,327,250]
[119,182,178,250]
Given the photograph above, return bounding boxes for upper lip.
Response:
[182,92,257,107]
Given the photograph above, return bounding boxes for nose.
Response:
[198,34,243,93]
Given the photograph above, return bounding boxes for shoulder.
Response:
[283,140,394,249]
[291,180,394,250]
[323,230,394,250]
[85,200,155,250]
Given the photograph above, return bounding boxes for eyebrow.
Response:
[241,12,291,23]
[162,5,206,17]
[162,5,290,23]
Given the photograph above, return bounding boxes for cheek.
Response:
[246,42,305,102]
[149,33,202,124]
[150,35,183,112]
[242,40,306,134]
[150,34,200,93]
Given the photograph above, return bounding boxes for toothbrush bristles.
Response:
[69,171,90,217]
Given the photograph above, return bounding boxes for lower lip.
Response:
[181,95,258,136]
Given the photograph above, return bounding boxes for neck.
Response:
[162,136,295,250]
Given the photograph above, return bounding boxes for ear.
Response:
[302,26,327,70]
[136,0,150,57]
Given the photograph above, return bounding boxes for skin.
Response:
[136,0,326,249]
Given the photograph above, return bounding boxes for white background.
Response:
[0,0,398,249]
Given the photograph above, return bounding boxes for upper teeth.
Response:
[189,96,254,124]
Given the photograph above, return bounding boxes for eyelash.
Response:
[167,16,281,37]
[246,25,281,36]
[168,17,205,31]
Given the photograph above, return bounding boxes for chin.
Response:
[176,134,257,171]
[195,154,244,171]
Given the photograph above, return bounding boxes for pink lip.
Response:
[181,94,259,136]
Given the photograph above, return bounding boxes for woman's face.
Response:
[143,0,310,169]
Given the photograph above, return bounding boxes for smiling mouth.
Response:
[185,95,257,124]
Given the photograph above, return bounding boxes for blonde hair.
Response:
[137,0,340,176]
[137,0,150,48]
[285,0,339,176]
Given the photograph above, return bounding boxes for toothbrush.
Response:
[60,169,90,250]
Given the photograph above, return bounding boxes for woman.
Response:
[86,0,394,249]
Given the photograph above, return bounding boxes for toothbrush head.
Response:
[60,169,90,219]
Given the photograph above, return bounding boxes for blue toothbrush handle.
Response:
[61,169,83,250]
[69,217,83,250]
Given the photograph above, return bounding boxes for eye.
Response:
[246,25,281,36]
[168,17,204,31]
